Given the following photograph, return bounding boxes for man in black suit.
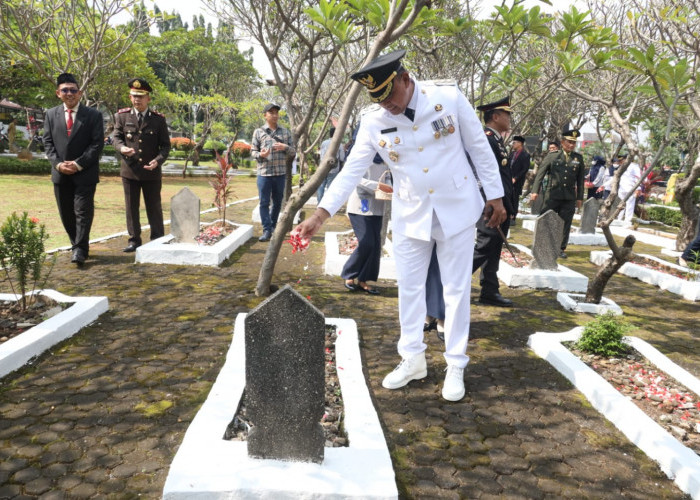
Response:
[43,73,104,266]
[509,135,531,222]
[472,97,515,307]
[112,78,170,252]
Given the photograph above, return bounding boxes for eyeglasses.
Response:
[60,88,80,94]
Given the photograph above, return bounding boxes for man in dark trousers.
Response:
[113,78,170,252]
[509,135,531,222]
[472,97,515,307]
[530,127,585,259]
[43,73,104,266]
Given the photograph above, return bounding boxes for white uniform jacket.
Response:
[319,80,504,241]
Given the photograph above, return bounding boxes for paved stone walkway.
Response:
[0,200,697,498]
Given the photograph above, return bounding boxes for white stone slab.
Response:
[661,247,683,258]
[324,230,397,281]
[556,292,623,315]
[0,290,109,379]
[528,328,700,499]
[135,221,253,267]
[522,220,607,245]
[609,225,677,250]
[590,251,700,301]
[163,314,397,500]
[497,244,589,292]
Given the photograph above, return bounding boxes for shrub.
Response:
[0,212,55,311]
[171,137,195,151]
[231,141,251,158]
[646,206,683,227]
[575,313,631,357]
[103,145,116,156]
[204,139,226,152]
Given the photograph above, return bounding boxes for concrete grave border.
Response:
[528,327,700,499]
[590,251,700,301]
[497,243,589,292]
[556,292,623,315]
[324,230,397,281]
[163,314,398,500]
[135,220,253,267]
[0,290,109,379]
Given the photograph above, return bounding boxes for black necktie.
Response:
[138,113,143,126]
[404,107,415,121]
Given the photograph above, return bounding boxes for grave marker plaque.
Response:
[244,285,325,463]
[579,197,600,234]
[531,210,564,270]
[170,187,200,243]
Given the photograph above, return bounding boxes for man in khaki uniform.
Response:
[530,127,585,258]
[113,78,170,252]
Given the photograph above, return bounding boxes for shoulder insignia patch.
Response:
[117,107,131,114]
[424,79,457,87]
[485,130,493,136]
[151,110,165,118]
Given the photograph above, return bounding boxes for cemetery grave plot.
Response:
[569,344,700,456]
[0,295,65,343]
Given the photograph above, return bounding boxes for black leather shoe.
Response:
[423,318,437,332]
[478,293,513,307]
[559,251,568,259]
[123,243,140,253]
[258,231,271,242]
[71,249,85,266]
[436,329,445,342]
[344,281,360,291]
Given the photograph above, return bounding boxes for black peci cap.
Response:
[512,135,525,143]
[351,49,406,103]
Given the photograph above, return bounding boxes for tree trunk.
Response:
[585,233,636,303]
[673,156,700,251]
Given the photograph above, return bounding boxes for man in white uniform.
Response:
[294,50,506,401]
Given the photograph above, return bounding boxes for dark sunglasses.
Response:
[60,88,80,94]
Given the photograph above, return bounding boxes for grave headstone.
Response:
[244,285,325,463]
[170,187,200,243]
[579,197,600,234]
[531,210,564,270]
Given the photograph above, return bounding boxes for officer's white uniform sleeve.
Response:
[457,91,504,201]
[318,123,376,216]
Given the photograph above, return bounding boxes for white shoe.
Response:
[442,365,465,401]
[382,353,427,389]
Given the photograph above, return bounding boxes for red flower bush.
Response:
[171,137,195,151]
[231,141,251,158]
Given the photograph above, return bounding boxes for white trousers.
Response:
[392,213,476,368]
[617,190,636,223]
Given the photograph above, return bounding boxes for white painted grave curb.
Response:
[590,251,700,301]
[528,328,700,499]
[497,244,589,292]
[163,314,398,499]
[136,222,253,267]
[556,292,623,315]
[324,230,397,281]
[0,290,109,379]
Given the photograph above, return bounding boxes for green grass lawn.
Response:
[1,173,260,250]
